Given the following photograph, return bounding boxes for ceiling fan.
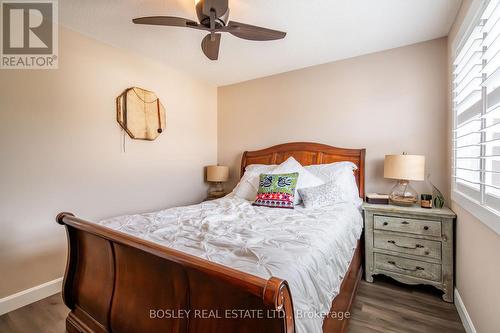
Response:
[132,0,286,60]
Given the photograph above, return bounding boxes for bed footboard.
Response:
[57,212,295,333]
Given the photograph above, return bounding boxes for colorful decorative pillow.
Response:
[253,173,299,209]
[271,157,324,204]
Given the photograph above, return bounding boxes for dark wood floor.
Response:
[348,277,465,333]
[0,293,68,333]
[0,277,464,333]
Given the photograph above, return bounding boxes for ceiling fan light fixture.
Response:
[132,0,286,61]
[195,0,229,28]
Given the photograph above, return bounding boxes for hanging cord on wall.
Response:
[117,95,127,153]
[121,128,126,153]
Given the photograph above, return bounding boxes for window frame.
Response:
[452,0,500,236]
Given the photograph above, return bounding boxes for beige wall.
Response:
[451,202,500,333]
[4,12,499,333]
[218,38,449,198]
[448,2,500,333]
[0,27,217,297]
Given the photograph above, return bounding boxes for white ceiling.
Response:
[60,0,462,86]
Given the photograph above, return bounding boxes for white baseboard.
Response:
[454,288,477,333]
[0,277,63,316]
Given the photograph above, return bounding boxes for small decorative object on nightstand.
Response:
[384,153,425,206]
[428,175,446,209]
[206,165,229,200]
[420,194,433,209]
[366,193,389,205]
[362,202,456,302]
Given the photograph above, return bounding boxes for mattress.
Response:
[99,196,363,333]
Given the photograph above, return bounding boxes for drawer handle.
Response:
[401,221,409,225]
[387,260,424,272]
[387,240,424,250]
[383,222,388,226]
[423,226,429,231]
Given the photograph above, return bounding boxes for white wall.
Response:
[218,38,449,198]
[0,27,217,297]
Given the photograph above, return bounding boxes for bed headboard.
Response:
[241,142,366,198]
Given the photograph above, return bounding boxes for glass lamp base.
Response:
[389,180,418,206]
[208,182,225,198]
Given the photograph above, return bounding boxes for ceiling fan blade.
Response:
[202,0,229,17]
[132,16,206,30]
[201,33,221,60]
[224,21,286,41]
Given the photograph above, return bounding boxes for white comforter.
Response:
[99,197,363,333]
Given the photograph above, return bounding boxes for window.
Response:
[452,0,500,233]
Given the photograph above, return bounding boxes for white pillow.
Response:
[231,164,277,200]
[245,164,277,173]
[232,158,326,204]
[331,168,360,201]
[230,171,261,201]
[305,161,357,181]
[271,157,324,204]
[306,162,359,200]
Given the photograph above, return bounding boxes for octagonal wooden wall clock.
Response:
[116,87,166,141]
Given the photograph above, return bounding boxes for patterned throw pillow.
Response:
[298,179,363,209]
[253,173,299,209]
[298,181,347,209]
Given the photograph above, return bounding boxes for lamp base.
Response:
[389,180,418,206]
[208,182,225,199]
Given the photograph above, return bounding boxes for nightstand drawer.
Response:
[375,253,442,282]
[374,215,441,237]
[374,232,441,260]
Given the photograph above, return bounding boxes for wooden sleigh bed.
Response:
[57,142,366,333]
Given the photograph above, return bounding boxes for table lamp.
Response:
[206,165,229,199]
[384,153,425,206]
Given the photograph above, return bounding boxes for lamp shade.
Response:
[206,165,229,182]
[384,154,425,181]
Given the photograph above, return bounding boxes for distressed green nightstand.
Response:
[362,203,456,302]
